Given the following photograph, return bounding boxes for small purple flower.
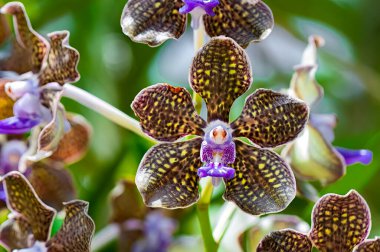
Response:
[132,37,309,215]
[121,0,273,47]
[257,190,378,252]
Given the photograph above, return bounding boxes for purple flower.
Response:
[121,0,273,47]
[257,190,378,252]
[132,37,309,215]
[283,36,373,185]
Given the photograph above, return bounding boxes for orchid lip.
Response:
[179,0,220,16]
[0,117,41,134]
[335,147,373,166]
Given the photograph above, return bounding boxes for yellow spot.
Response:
[325,228,332,235]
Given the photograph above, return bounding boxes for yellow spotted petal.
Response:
[231,89,309,148]
[257,229,312,252]
[353,238,380,252]
[190,37,252,122]
[132,83,206,142]
[0,217,32,250]
[136,138,202,208]
[203,0,274,48]
[309,190,371,252]
[121,0,186,47]
[223,140,296,215]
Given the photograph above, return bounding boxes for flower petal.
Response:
[120,0,187,47]
[110,179,146,223]
[132,83,206,142]
[190,37,252,122]
[223,140,296,215]
[38,31,80,86]
[0,2,48,73]
[203,0,274,48]
[309,190,371,252]
[28,160,76,211]
[46,200,95,251]
[0,79,15,120]
[50,113,92,165]
[335,147,373,166]
[231,89,309,148]
[0,13,10,45]
[0,217,33,250]
[282,124,345,184]
[136,138,202,208]
[353,238,380,252]
[290,36,325,106]
[257,229,312,252]
[2,171,56,242]
[0,116,40,134]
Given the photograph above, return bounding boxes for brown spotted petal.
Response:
[46,200,95,252]
[223,140,296,215]
[0,2,48,73]
[38,31,80,86]
[121,0,186,47]
[0,78,14,120]
[0,13,10,45]
[190,37,252,122]
[50,113,92,165]
[203,0,274,48]
[110,179,146,223]
[2,171,56,242]
[0,217,34,250]
[132,83,206,142]
[231,89,309,148]
[136,138,202,208]
[309,190,371,252]
[354,238,380,252]
[282,124,345,184]
[257,229,312,252]
[28,160,76,211]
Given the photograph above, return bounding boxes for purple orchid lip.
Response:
[0,116,41,134]
[179,0,220,16]
[198,163,235,179]
[335,147,373,166]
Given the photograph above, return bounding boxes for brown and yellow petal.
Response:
[121,0,186,47]
[28,160,76,211]
[136,138,202,208]
[282,124,345,184]
[38,31,80,86]
[203,0,273,48]
[231,89,309,148]
[46,200,95,252]
[223,140,296,215]
[190,37,252,122]
[0,217,33,250]
[0,78,14,120]
[1,171,56,242]
[132,83,206,142]
[309,190,371,252]
[257,229,312,252]
[353,238,380,252]
[50,113,92,165]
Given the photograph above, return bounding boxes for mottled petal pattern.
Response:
[136,138,202,208]
[28,161,76,211]
[38,31,80,86]
[309,190,371,252]
[2,171,56,241]
[223,140,296,215]
[203,0,273,48]
[232,89,309,148]
[282,124,345,184]
[0,2,48,73]
[121,0,186,47]
[132,83,206,141]
[190,37,252,122]
[353,238,380,252]
[0,217,33,250]
[257,229,312,252]
[46,200,95,252]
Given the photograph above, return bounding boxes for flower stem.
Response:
[192,16,205,114]
[91,224,119,251]
[213,203,237,246]
[197,177,218,252]
[62,84,155,143]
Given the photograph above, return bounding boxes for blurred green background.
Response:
[1,0,379,251]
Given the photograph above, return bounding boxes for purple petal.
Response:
[179,0,220,16]
[0,140,27,173]
[0,116,40,134]
[197,163,235,179]
[335,147,373,166]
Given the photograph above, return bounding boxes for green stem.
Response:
[213,203,238,246]
[197,178,218,252]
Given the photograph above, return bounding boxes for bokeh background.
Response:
[1,0,379,251]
